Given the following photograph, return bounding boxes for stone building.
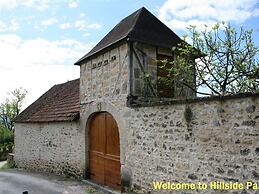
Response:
[14,7,259,194]
[14,79,83,177]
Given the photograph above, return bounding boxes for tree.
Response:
[0,123,14,152]
[0,88,27,131]
[159,22,259,96]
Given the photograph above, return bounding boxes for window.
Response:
[103,59,109,65]
[157,54,174,97]
[111,55,116,61]
[92,63,97,69]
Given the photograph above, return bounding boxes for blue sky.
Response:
[0,0,258,107]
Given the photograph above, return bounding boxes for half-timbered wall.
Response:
[130,42,195,99]
[80,42,129,106]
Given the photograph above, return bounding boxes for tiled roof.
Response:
[14,79,80,123]
[75,7,183,65]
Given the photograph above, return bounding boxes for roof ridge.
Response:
[75,7,183,65]
[74,8,144,64]
[55,78,79,87]
[127,7,145,39]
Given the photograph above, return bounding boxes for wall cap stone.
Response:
[127,92,259,107]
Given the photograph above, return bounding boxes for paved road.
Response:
[0,169,105,194]
[0,169,67,194]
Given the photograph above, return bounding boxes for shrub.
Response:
[0,124,14,152]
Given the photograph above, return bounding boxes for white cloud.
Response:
[78,13,86,19]
[22,0,50,11]
[59,22,72,30]
[68,0,79,8]
[83,33,90,37]
[253,9,259,17]
[87,23,101,30]
[75,20,101,31]
[0,0,17,9]
[75,20,87,30]
[0,34,95,108]
[0,0,52,11]
[41,18,58,26]
[0,19,19,32]
[58,19,101,31]
[158,0,259,31]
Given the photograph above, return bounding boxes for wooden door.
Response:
[89,112,121,190]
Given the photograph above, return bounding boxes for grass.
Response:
[85,186,96,193]
[0,161,11,170]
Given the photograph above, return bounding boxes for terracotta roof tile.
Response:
[14,79,80,123]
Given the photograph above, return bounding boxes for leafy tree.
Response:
[159,22,259,96]
[0,124,14,152]
[0,88,27,131]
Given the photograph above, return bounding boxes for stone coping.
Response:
[127,92,259,107]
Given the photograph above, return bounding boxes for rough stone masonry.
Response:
[78,36,259,193]
[15,122,84,178]
[14,6,259,193]
[15,92,259,194]
[124,94,259,194]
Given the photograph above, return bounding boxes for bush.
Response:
[0,124,14,152]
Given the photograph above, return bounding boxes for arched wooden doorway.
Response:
[89,112,121,190]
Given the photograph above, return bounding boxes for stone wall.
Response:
[13,38,259,193]
[79,39,259,193]
[14,121,84,178]
[124,95,259,193]
[14,90,259,194]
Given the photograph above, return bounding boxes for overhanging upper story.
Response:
[76,7,195,106]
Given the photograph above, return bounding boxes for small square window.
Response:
[111,55,116,61]
[92,63,97,69]
[103,59,109,65]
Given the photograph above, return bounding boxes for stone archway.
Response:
[82,101,132,192]
[88,112,121,190]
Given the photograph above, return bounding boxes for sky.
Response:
[0,0,259,108]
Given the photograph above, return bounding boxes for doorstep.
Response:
[82,179,121,194]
